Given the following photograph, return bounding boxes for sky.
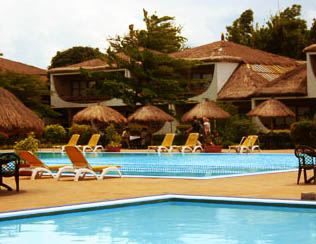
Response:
[0,0,315,69]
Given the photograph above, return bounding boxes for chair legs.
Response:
[297,167,302,184]
[297,166,316,184]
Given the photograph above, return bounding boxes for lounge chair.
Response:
[171,133,203,153]
[18,151,67,180]
[59,134,80,153]
[78,134,104,152]
[148,133,175,153]
[228,136,246,152]
[56,146,122,181]
[232,135,260,153]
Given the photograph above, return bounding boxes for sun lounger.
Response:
[171,133,203,153]
[228,136,246,152]
[18,151,67,180]
[58,134,80,153]
[77,134,104,152]
[230,135,260,153]
[56,146,122,181]
[148,133,175,153]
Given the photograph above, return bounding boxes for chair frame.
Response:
[56,146,122,181]
[148,133,175,153]
[18,151,66,180]
[171,133,203,153]
[295,145,316,184]
[0,152,20,191]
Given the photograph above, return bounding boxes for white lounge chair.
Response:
[56,146,122,181]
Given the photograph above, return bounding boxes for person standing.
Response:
[203,117,211,137]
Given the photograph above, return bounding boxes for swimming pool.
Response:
[37,152,298,178]
[1,195,316,243]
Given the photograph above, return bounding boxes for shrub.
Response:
[43,124,67,144]
[259,130,293,149]
[68,124,94,144]
[104,124,121,146]
[14,132,39,153]
[290,120,316,147]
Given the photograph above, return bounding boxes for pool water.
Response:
[37,152,297,178]
[1,201,316,243]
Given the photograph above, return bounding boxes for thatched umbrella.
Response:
[247,98,296,131]
[73,105,127,131]
[181,99,230,122]
[0,87,44,134]
[127,105,174,133]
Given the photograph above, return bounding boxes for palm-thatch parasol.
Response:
[127,105,174,133]
[0,87,44,134]
[73,105,127,131]
[181,99,230,122]
[247,98,296,131]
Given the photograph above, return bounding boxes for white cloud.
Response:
[0,0,314,69]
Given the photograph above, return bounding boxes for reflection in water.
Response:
[1,202,316,243]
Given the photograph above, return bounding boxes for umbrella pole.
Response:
[270,118,274,133]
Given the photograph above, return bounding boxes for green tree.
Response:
[82,9,197,108]
[308,18,316,44]
[226,9,254,46]
[0,71,59,117]
[226,4,310,60]
[49,46,106,69]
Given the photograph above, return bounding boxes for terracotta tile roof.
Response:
[303,44,316,52]
[0,57,46,76]
[171,41,298,66]
[255,64,307,97]
[48,58,112,73]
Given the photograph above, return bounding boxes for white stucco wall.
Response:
[306,52,316,98]
[190,62,239,102]
[50,73,125,108]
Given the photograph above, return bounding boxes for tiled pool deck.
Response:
[2,149,315,213]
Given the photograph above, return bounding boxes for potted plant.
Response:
[203,132,223,153]
[105,124,122,152]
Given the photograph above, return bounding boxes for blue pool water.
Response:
[37,152,297,178]
[1,201,316,243]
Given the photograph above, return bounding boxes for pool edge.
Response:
[1,194,316,221]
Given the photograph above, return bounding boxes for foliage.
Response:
[259,130,293,149]
[49,46,106,69]
[290,120,316,147]
[225,4,312,60]
[126,123,147,135]
[14,132,39,153]
[0,71,59,117]
[176,123,191,134]
[226,9,254,46]
[215,102,257,148]
[68,124,94,145]
[82,9,197,107]
[104,124,122,147]
[43,124,67,144]
[204,131,223,146]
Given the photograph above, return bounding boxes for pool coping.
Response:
[1,194,316,221]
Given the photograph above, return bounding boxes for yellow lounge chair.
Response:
[233,135,260,153]
[228,136,246,152]
[78,134,104,152]
[148,133,175,153]
[171,133,203,153]
[18,151,67,180]
[56,146,122,181]
[60,134,80,153]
